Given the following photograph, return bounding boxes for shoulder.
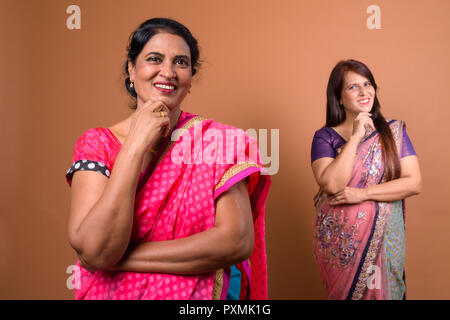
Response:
[73,127,120,159]
[313,126,334,141]
[194,116,251,136]
[78,127,109,139]
[75,127,114,146]
[207,119,238,131]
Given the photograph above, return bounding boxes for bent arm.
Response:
[312,136,360,194]
[365,155,422,201]
[108,180,255,275]
[68,143,145,271]
[328,155,422,205]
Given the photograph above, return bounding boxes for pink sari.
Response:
[313,120,406,300]
[66,111,271,300]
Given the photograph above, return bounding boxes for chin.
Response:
[147,95,179,109]
[161,101,181,110]
[357,104,373,113]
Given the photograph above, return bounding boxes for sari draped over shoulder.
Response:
[66,111,270,300]
[313,120,406,300]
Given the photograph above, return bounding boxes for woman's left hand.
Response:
[328,187,368,206]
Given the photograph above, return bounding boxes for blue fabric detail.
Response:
[384,200,406,299]
[226,266,241,300]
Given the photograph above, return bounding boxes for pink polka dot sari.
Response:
[66,111,271,300]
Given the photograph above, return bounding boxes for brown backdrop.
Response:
[1,0,449,299]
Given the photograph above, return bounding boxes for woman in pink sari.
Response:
[65,18,270,300]
[311,60,421,300]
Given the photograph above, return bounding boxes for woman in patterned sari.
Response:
[311,59,421,300]
[65,18,270,300]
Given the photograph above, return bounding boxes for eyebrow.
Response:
[144,51,163,58]
[174,55,190,60]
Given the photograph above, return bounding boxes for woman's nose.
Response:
[359,86,367,95]
[160,61,176,79]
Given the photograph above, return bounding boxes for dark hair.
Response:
[123,17,201,108]
[326,59,400,181]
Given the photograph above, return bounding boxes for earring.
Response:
[130,81,134,88]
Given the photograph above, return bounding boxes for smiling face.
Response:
[128,32,193,110]
[340,71,376,116]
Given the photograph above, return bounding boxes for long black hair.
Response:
[326,59,400,181]
[123,17,201,108]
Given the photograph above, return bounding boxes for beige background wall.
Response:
[0,0,449,299]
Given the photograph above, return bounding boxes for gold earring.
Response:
[130,81,134,88]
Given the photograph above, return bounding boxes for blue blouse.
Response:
[311,123,416,163]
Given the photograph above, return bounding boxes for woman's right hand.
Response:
[125,100,171,153]
[352,112,375,141]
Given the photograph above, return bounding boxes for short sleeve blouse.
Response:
[65,128,122,186]
[311,122,416,163]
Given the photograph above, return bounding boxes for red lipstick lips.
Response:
[154,82,177,93]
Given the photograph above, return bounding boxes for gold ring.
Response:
[159,111,164,118]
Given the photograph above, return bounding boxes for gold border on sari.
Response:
[351,201,391,300]
[214,161,262,192]
[212,269,224,300]
[155,115,207,168]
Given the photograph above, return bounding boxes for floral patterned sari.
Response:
[66,111,271,300]
[313,120,406,300]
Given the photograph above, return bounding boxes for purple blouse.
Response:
[311,123,416,163]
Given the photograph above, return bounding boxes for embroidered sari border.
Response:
[156,115,207,169]
[361,119,396,143]
[213,269,224,300]
[214,162,262,200]
[346,202,380,299]
[350,202,391,300]
[347,120,404,300]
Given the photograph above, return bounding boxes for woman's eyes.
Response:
[146,56,189,67]
[175,58,190,66]
[348,82,371,90]
[147,56,162,63]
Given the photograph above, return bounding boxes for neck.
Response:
[169,106,182,128]
[341,111,358,129]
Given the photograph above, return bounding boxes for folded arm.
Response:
[328,155,422,205]
[108,180,255,275]
[68,143,145,272]
[312,135,360,194]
